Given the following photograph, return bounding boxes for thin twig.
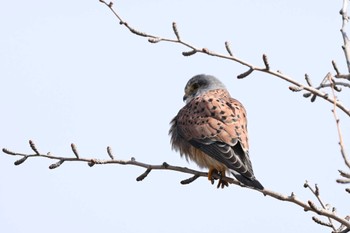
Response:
[336,73,350,80]
[332,60,341,76]
[328,75,350,168]
[340,0,350,72]
[312,216,333,228]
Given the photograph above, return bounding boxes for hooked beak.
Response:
[183,94,188,102]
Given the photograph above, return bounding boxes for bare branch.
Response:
[312,216,333,228]
[304,181,337,231]
[339,170,350,178]
[3,142,350,229]
[328,75,350,168]
[340,0,350,72]
[336,73,350,80]
[318,81,350,89]
[338,216,350,233]
[97,1,350,117]
[332,60,341,76]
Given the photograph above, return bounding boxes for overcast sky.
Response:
[1,1,350,233]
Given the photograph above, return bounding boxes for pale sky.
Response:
[1,1,350,233]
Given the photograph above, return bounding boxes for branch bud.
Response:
[314,184,319,196]
[339,169,350,178]
[49,160,64,169]
[88,160,95,167]
[262,54,270,70]
[2,148,17,155]
[225,41,233,56]
[136,168,152,181]
[107,146,114,160]
[289,86,303,92]
[202,48,210,54]
[237,68,253,79]
[182,50,197,56]
[303,180,309,188]
[148,37,161,43]
[71,143,79,159]
[303,92,312,98]
[14,156,28,166]
[308,200,318,211]
[304,74,313,86]
[172,22,180,40]
[311,94,317,102]
[181,174,200,185]
[29,140,40,155]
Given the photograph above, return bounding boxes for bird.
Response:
[169,74,264,190]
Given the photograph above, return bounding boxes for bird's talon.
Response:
[215,171,229,189]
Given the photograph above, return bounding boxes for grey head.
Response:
[183,74,227,103]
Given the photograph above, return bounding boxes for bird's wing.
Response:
[174,89,263,188]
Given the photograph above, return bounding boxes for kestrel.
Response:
[169,74,264,190]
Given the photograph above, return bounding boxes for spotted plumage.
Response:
[169,74,264,190]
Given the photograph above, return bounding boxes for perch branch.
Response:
[2,141,350,230]
[99,0,350,117]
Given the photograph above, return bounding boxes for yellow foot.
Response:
[208,168,218,184]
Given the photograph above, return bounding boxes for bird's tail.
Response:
[230,171,264,190]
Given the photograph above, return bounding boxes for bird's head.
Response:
[183,74,226,103]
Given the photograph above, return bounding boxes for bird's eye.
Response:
[192,83,199,90]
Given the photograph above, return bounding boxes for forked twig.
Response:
[304,181,337,231]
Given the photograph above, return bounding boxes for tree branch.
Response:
[98,0,350,117]
[340,0,350,73]
[304,181,337,231]
[2,141,350,230]
[328,75,350,169]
